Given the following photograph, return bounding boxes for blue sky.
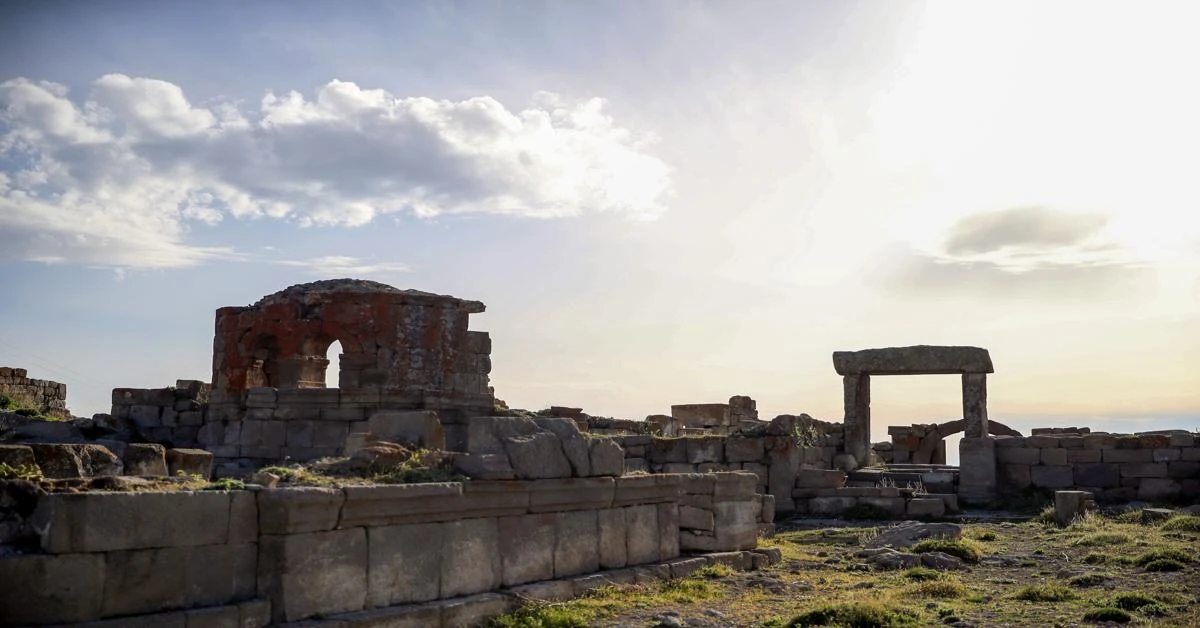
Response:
[2,0,1198,443]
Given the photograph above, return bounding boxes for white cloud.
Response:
[276,255,412,277]
[0,75,672,268]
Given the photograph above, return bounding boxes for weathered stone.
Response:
[680,504,715,531]
[589,437,625,477]
[598,507,629,569]
[1066,448,1102,463]
[725,437,765,462]
[258,527,368,622]
[1168,433,1195,447]
[833,345,993,375]
[648,437,688,463]
[554,510,600,577]
[919,551,966,571]
[0,443,36,468]
[1030,465,1074,488]
[686,436,724,464]
[367,410,446,449]
[165,448,213,478]
[958,437,996,500]
[625,504,660,565]
[1040,448,1069,466]
[258,487,345,534]
[1102,448,1153,463]
[504,432,573,479]
[795,468,845,488]
[1152,448,1181,462]
[440,592,514,628]
[35,491,231,553]
[866,521,961,549]
[101,543,256,617]
[123,443,168,476]
[613,474,681,507]
[441,518,502,597]
[0,552,104,624]
[1121,463,1168,478]
[1168,461,1200,479]
[658,502,681,559]
[367,522,445,606]
[531,417,591,476]
[997,447,1042,465]
[713,471,759,500]
[1137,478,1181,501]
[1026,435,1060,448]
[809,496,856,514]
[1074,463,1120,488]
[529,477,615,512]
[961,372,988,438]
[1054,491,1094,526]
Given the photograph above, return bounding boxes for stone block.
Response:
[505,431,574,479]
[1074,463,1120,488]
[228,490,259,545]
[713,471,759,500]
[999,464,1031,489]
[460,480,533,518]
[1025,435,1060,448]
[1066,448,1102,463]
[529,477,615,512]
[1138,434,1171,448]
[997,447,1042,465]
[860,497,906,517]
[496,513,556,586]
[613,474,681,507]
[1030,465,1074,488]
[258,487,345,534]
[0,553,104,624]
[906,498,946,518]
[1083,433,1116,449]
[101,543,257,618]
[322,407,367,422]
[367,410,445,449]
[129,404,162,427]
[648,437,688,463]
[1168,433,1194,447]
[725,437,765,462]
[1054,491,1094,526]
[1103,448,1152,463]
[1137,478,1181,501]
[1168,461,1200,479]
[795,468,845,488]
[341,482,464,527]
[1121,462,1168,478]
[666,557,710,579]
[958,437,996,498]
[367,522,445,606]
[166,448,214,478]
[123,443,168,476]
[658,502,681,560]
[283,420,315,448]
[441,518,502,598]
[259,528,367,623]
[686,436,724,464]
[809,496,857,514]
[184,606,241,628]
[625,504,660,565]
[1183,447,1200,461]
[1040,448,1069,466]
[680,505,715,531]
[712,500,759,550]
[596,508,629,569]
[553,510,600,577]
[1152,448,1181,462]
[1059,436,1084,449]
[761,494,776,522]
[0,443,36,468]
[589,437,625,477]
[35,491,231,553]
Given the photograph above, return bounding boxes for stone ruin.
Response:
[0,283,1197,627]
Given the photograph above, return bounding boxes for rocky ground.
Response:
[491,509,1200,627]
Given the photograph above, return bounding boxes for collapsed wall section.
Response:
[0,367,69,419]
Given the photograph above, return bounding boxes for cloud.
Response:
[276,255,412,277]
[0,75,672,268]
[944,206,1109,256]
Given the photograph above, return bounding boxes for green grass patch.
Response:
[1067,573,1110,587]
[1109,592,1160,611]
[909,538,980,563]
[1071,532,1132,547]
[901,567,944,582]
[1133,548,1190,567]
[0,462,43,481]
[1139,603,1170,617]
[904,580,965,599]
[205,478,245,491]
[781,602,921,627]
[971,531,998,542]
[1160,515,1200,532]
[489,603,592,628]
[1143,559,1185,572]
[695,563,735,579]
[1012,583,1076,602]
[1082,608,1132,624]
[1081,552,1108,565]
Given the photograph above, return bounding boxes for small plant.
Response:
[1160,515,1200,532]
[0,462,43,481]
[972,531,998,542]
[792,422,822,448]
[1012,583,1076,602]
[902,567,944,582]
[783,602,920,627]
[1143,559,1185,572]
[489,603,591,628]
[1133,548,1190,567]
[910,538,980,563]
[1081,552,1107,565]
[695,563,734,579]
[1082,608,1132,624]
[1072,532,1131,547]
[205,478,245,491]
[1139,602,1170,617]
[1109,592,1160,611]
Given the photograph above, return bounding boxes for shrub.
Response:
[902,567,944,582]
[205,478,245,491]
[1143,559,1185,572]
[1081,552,1107,565]
[910,539,980,564]
[1109,592,1159,611]
[490,604,591,628]
[1068,573,1110,587]
[1139,603,1170,617]
[1082,608,1131,623]
[1012,584,1076,602]
[1133,548,1190,567]
[784,602,920,627]
[972,531,998,542]
[1160,516,1200,533]
[905,581,965,599]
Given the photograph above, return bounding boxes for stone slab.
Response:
[35,491,231,553]
[366,522,444,607]
[258,487,345,534]
[498,513,556,586]
[258,528,368,623]
[101,543,257,618]
[0,552,104,624]
[441,518,502,598]
[832,345,993,375]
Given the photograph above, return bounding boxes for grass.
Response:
[1143,559,1186,572]
[490,604,591,628]
[901,567,943,582]
[1160,516,1200,532]
[1067,573,1111,587]
[903,580,965,599]
[1012,583,1077,602]
[1072,532,1132,547]
[908,538,981,563]
[776,602,920,627]
[1133,548,1190,567]
[1109,592,1160,611]
[0,462,44,481]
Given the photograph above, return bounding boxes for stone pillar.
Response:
[1054,490,1095,526]
[961,373,988,438]
[842,374,871,465]
[958,436,996,504]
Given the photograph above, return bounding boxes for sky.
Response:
[1,0,1198,447]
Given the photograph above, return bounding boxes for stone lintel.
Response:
[832,345,993,376]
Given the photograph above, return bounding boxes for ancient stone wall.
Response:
[790,468,959,518]
[0,472,773,626]
[996,431,1200,502]
[0,367,69,418]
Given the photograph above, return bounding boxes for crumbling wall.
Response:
[0,367,69,419]
[996,431,1200,502]
[669,395,760,435]
[0,471,773,626]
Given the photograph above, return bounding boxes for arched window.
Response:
[325,340,343,388]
